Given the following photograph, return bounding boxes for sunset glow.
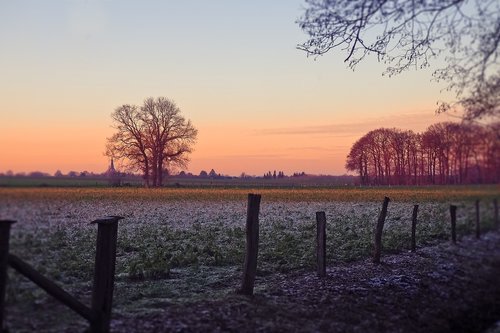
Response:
[0,1,457,176]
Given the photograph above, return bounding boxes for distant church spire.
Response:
[107,158,121,186]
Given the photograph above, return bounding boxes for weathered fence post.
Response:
[0,220,15,333]
[237,194,261,296]
[373,197,390,264]
[450,205,457,244]
[475,200,480,239]
[494,199,498,229]
[316,212,327,277]
[411,205,419,252]
[90,216,123,333]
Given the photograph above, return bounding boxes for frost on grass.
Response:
[1,196,495,271]
[0,190,497,331]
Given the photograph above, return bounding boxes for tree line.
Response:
[346,122,499,185]
[263,170,286,179]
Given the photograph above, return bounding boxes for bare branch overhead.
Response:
[298,0,500,121]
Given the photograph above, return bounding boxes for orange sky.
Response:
[0,1,457,176]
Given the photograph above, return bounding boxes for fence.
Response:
[0,216,123,333]
[2,194,499,329]
[237,195,500,294]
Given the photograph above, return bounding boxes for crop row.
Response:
[0,185,498,203]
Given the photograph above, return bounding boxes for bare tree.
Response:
[346,122,499,185]
[140,97,198,187]
[440,75,500,122]
[106,104,151,186]
[106,97,197,187]
[346,135,370,183]
[298,0,500,121]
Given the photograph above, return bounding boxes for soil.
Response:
[5,232,500,332]
[108,231,500,333]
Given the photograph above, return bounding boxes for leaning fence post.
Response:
[450,205,457,244]
[89,216,123,333]
[373,197,390,264]
[411,205,419,252]
[475,200,480,239]
[494,199,498,229]
[316,212,327,277]
[237,193,261,296]
[0,220,15,333]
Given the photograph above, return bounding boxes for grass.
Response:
[0,176,113,187]
[0,184,498,202]
[1,186,499,331]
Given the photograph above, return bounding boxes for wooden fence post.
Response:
[316,212,327,277]
[0,220,15,333]
[494,199,498,229]
[90,216,123,333]
[237,194,261,296]
[373,197,390,264]
[450,205,457,244]
[411,205,419,252]
[475,200,480,239]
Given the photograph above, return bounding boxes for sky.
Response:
[0,0,457,176]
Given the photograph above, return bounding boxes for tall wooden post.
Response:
[238,194,261,296]
[475,200,480,239]
[373,197,390,264]
[0,220,15,333]
[411,205,419,252]
[316,212,327,277]
[450,205,457,244]
[90,216,122,333]
[494,199,498,229]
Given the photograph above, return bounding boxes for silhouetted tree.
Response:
[106,97,197,187]
[346,135,370,184]
[29,171,49,177]
[440,75,500,122]
[67,171,78,177]
[298,0,500,121]
[208,169,217,178]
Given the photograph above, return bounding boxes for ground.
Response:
[106,232,500,333]
[2,187,499,332]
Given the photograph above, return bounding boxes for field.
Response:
[1,186,499,332]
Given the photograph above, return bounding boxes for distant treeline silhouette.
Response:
[346,122,499,185]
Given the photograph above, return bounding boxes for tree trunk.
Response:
[143,159,150,188]
[157,156,163,187]
[151,153,157,187]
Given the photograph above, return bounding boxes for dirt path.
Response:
[112,231,500,333]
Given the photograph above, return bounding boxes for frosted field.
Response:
[1,187,497,259]
[0,187,498,331]
[1,194,479,239]
[1,188,496,269]
[2,186,496,229]
[0,197,451,229]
